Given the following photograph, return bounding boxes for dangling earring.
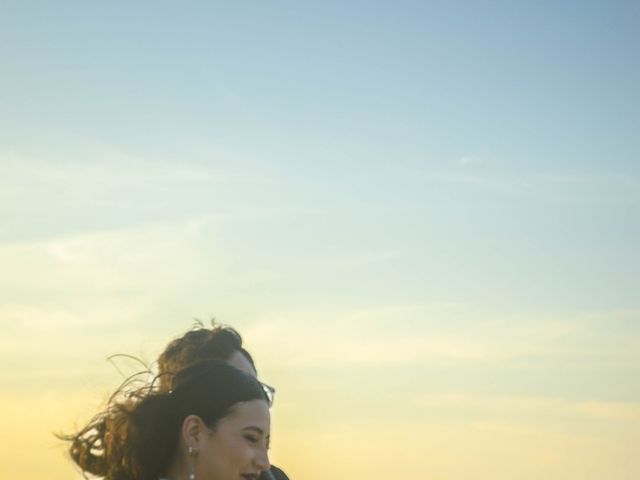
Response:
[188,446,197,480]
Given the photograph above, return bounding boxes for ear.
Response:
[182,414,207,451]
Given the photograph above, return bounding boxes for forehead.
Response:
[226,350,257,377]
[219,399,270,433]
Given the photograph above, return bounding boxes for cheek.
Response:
[208,437,254,472]
[227,438,255,466]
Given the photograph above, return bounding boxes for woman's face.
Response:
[197,399,270,480]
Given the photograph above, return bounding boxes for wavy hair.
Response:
[157,321,256,391]
[62,359,268,480]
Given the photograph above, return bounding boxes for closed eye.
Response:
[242,426,269,448]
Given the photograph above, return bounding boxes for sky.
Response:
[1,1,639,479]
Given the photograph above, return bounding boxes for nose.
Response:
[254,446,270,472]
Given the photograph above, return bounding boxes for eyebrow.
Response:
[242,426,266,436]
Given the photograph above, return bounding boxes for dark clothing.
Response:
[260,465,290,480]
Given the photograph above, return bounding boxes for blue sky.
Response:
[1,2,639,479]
[3,1,639,170]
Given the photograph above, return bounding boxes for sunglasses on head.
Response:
[261,382,276,406]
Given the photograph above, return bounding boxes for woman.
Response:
[63,360,270,480]
[156,323,289,480]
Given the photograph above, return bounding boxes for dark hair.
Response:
[157,321,256,391]
[63,360,268,480]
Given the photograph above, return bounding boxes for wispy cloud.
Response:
[413,393,640,422]
[457,154,486,167]
[0,216,216,292]
[239,308,640,410]
[245,305,640,368]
